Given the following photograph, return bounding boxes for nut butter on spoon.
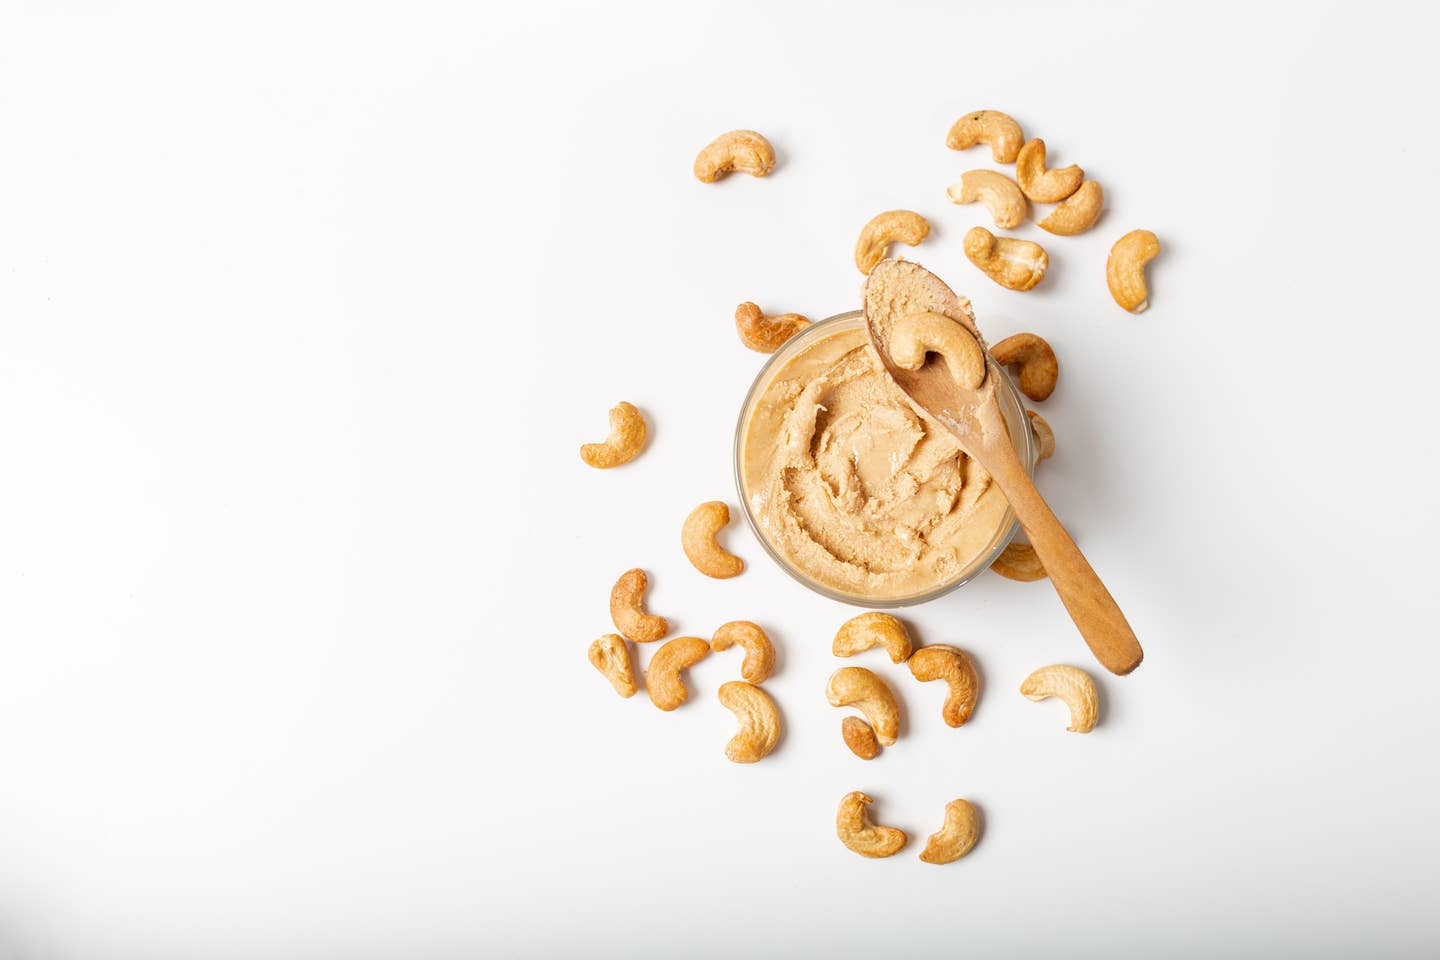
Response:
[863,259,1143,676]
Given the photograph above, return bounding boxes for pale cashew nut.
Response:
[580,401,647,469]
[836,791,907,858]
[963,227,1048,292]
[588,634,638,698]
[890,311,987,390]
[908,645,979,728]
[1038,179,1104,236]
[609,568,669,643]
[718,680,780,763]
[990,332,1058,402]
[645,636,710,711]
[1027,410,1055,462]
[854,210,930,275]
[1015,139,1084,203]
[992,541,1046,582]
[946,170,1026,229]
[832,612,913,664]
[945,110,1024,163]
[1106,229,1162,313]
[681,501,744,579]
[734,302,811,353]
[1021,664,1098,733]
[919,799,980,864]
[693,129,776,183]
[841,716,881,760]
[826,667,900,746]
[710,620,775,684]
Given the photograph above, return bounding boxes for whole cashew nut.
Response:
[908,645,979,728]
[992,541,1047,582]
[826,667,900,746]
[717,680,780,763]
[588,634,638,698]
[681,501,745,579]
[693,129,776,183]
[990,332,1058,402]
[645,636,710,711]
[832,612,913,664]
[919,799,981,864]
[854,210,930,276]
[734,302,811,353]
[1038,179,1104,236]
[841,716,881,760]
[836,791,907,858]
[890,311,987,390]
[609,568,669,643]
[710,620,775,684]
[946,170,1026,229]
[945,110,1025,163]
[1106,229,1162,313]
[1027,410,1055,462]
[1020,664,1098,733]
[1015,139,1084,203]
[963,227,1048,292]
[580,401,647,469]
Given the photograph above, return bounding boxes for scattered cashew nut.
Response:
[588,634,638,698]
[1020,664,1098,733]
[963,227,1048,292]
[645,636,710,711]
[992,541,1047,582]
[718,680,780,763]
[710,620,775,684]
[1106,229,1162,313]
[826,667,900,746]
[1038,179,1104,236]
[735,302,811,353]
[836,791,907,858]
[841,716,881,760]
[693,129,776,183]
[990,332,1058,402]
[854,210,930,276]
[919,799,980,864]
[946,170,1026,229]
[681,501,744,579]
[832,612,913,664]
[1027,410,1055,462]
[580,401,647,469]
[609,568,669,643]
[1015,139,1084,203]
[908,645,979,728]
[945,110,1024,163]
[890,311,987,390]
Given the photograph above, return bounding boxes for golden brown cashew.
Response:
[1106,229,1162,313]
[710,620,775,684]
[832,612,913,664]
[890,311,987,390]
[1027,410,1055,462]
[854,210,930,275]
[990,332,1058,402]
[681,501,744,579]
[836,791,907,858]
[588,634,638,698]
[1020,664,1098,733]
[992,541,1047,582]
[718,680,780,763]
[908,645,979,728]
[919,799,981,864]
[1038,179,1104,236]
[580,401,647,469]
[841,716,881,760]
[946,170,1026,229]
[609,568,669,643]
[645,636,710,711]
[963,227,1048,292]
[1015,139,1084,203]
[734,302,811,353]
[826,667,900,746]
[693,130,776,182]
[945,110,1025,163]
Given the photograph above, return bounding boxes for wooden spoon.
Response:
[864,260,1143,675]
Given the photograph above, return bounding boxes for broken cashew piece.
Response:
[1020,664,1098,733]
[990,332,1058,402]
[963,227,1048,292]
[833,612,913,664]
[588,634,638,698]
[693,129,775,182]
[580,401,647,469]
[841,716,881,760]
[908,645,979,728]
[992,541,1046,582]
[718,680,780,763]
[826,667,900,746]
[681,501,744,579]
[836,791,907,858]
[1106,229,1162,313]
[1027,410,1054,462]
[1038,179,1104,236]
[1015,139,1084,203]
[946,170,1026,229]
[890,311,987,390]
[609,568,669,643]
[645,636,710,711]
[735,302,811,353]
[919,799,980,864]
[854,210,930,275]
[710,620,775,684]
[945,110,1024,163]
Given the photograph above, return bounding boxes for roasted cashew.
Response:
[990,332,1058,402]
[1038,179,1104,236]
[919,799,980,864]
[854,210,930,275]
[609,568,669,643]
[1106,229,1162,313]
[963,227,1048,292]
[693,129,776,182]
[718,680,780,763]
[580,401,647,469]
[645,636,710,711]
[908,645,979,728]
[734,302,810,353]
[1015,139,1083,203]
[841,716,881,760]
[1027,410,1055,462]
[946,170,1026,229]
[1020,664,1098,733]
[588,634,638,698]
[832,612,913,664]
[710,620,775,684]
[890,311,987,390]
[681,501,744,579]
[836,791,907,858]
[992,541,1046,582]
[826,667,900,746]
[945,110,1024,163]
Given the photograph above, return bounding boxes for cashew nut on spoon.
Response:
[889,311,987,390]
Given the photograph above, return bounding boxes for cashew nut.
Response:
[734,302,810,353]
[681,501,744,579]
[1020,664,1098,733]
[580,401,647,469]
[919,799,980,864]
[836,791,907,858]
[963,227,1048,292]
[908,645,979,728]
[1027,410,1054,462]
[890,311,987,390]
[645,636,710,711]
[854,210,930,276]
[945,110,1024,163]
[609,568,669,643]
[841,716,881,760]
[693,129,776,183]
[990,332,1058,402]
[946,170,1026,229]
[1038,179,1104,236]
[832,612,913,664]
[1015,139,1083,203]
[826,667,900,746]
[588,634,638,698]
[718,680,780,763]
[992,541,1046,582]
[1106,229,1162,313]
[710,620,775,684]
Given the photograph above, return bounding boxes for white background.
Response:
[1,2,1437,957]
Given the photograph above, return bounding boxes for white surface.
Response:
[0,2,1437,957]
